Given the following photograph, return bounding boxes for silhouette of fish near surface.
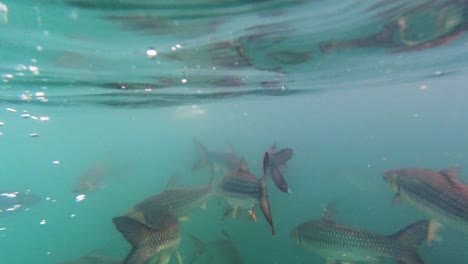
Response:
[384,167,468,233]
[218,152,275,235]
[267,143,293,193]
[112,213,182,264]
[290,204,439,264]
[0,190,41,217]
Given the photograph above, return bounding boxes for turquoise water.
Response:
[0,0,467,263]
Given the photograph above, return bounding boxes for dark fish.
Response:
[192,139,241,172]
[267,143,293,193]
[189,231,243,264]
[127,176,214,226]
[219,152,275,235]
[384,167,468,233]
[112,214,181,264]
[0,190,41,216]
[290,205,439,264]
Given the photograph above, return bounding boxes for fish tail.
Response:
[270,165,291,193]
[389,219,441,264]
[112,216,156,264]
[192,139,209,171]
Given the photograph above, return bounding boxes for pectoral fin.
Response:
[392,192,404,204]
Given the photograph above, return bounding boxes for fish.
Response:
[384,167,468,233]
[112,214,181,264]
[218,152,275,235]
[0,190,41,216]
[57,253,122,264]
[72,156,112,193]
[189,231,243,264]
[126,175,214,226]
[267,143,293,193]
[290,204,439,264]
[192,139,242,172]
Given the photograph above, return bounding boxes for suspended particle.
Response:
[146,48,158,59]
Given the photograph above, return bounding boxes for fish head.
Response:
[383,170,400,191]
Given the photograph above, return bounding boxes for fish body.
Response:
[189,233,243,264]
[128,180,213,226]
[267,144,293,193]
[112,214,181,264]
[0,190,41,216]
[290,206,438,264]
[192,139,241,172]
[384,167,468,233]
[218,153,275,235]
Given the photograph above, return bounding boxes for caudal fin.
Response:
[259,152,275,235]
[192,139,209,171]
[188,234,206,264]
[389,219,440,264]
[112,216,156,264]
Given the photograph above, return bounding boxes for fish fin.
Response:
[263,152,270,177]
[248,208,257,221]
[389,219,440,262]
[179,215,191,222]
[426,219,442,247]
[125,209,147,226]
[156,253,172,264]
[233,206,241,220]
[271,166,291,193]
[192,139,209,171]
[322,202,337,223]
[188,234,206,264]
[439,167,462,183]
[269,142,278,154]
[259,153,275,236]
[176,251,183,264]
[392,192,404,204]
[396,250,424,264]
[238,158,249,173]
[222,207,234,220]
[165,174,180,190]
[112,216,156,264]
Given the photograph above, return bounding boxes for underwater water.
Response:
[0,0,468,263]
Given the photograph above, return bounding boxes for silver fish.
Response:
[384,167,468,233]
[290,205,439,264]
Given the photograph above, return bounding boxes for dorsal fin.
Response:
[269,142,278,154]
[238,158,249,172]
[165,174,180,190]
[322,202,337,223]
[439,167,461,183]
